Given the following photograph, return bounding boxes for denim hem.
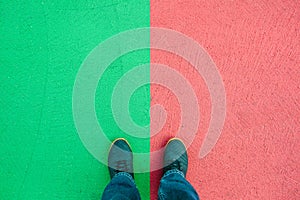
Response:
[113,172,135,185]
[162,168,185,179]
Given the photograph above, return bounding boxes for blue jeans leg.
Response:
[101,172,141,200]
[158,169,200,200]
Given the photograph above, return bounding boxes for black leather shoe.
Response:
[108,138,134,179]
[163,138,188,177]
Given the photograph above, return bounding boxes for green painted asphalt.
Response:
[0,1,150,199]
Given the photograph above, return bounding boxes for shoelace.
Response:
[168,159,183,171]
[115,160,129,172]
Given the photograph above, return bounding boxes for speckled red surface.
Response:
[150,0,300,199]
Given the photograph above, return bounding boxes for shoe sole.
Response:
[166,137,187,150]
[109,137,132,154]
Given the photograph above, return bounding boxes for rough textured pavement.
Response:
[151,0,299,199]
[1,0,299,200]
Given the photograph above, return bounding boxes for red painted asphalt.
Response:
[151,1,299,199]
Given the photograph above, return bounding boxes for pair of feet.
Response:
[108,138,188,179]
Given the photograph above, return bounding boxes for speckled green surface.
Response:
[0,1,150,199]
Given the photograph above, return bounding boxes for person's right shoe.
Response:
[163,138,188,177]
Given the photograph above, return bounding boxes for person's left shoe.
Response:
[108,138,134,179]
